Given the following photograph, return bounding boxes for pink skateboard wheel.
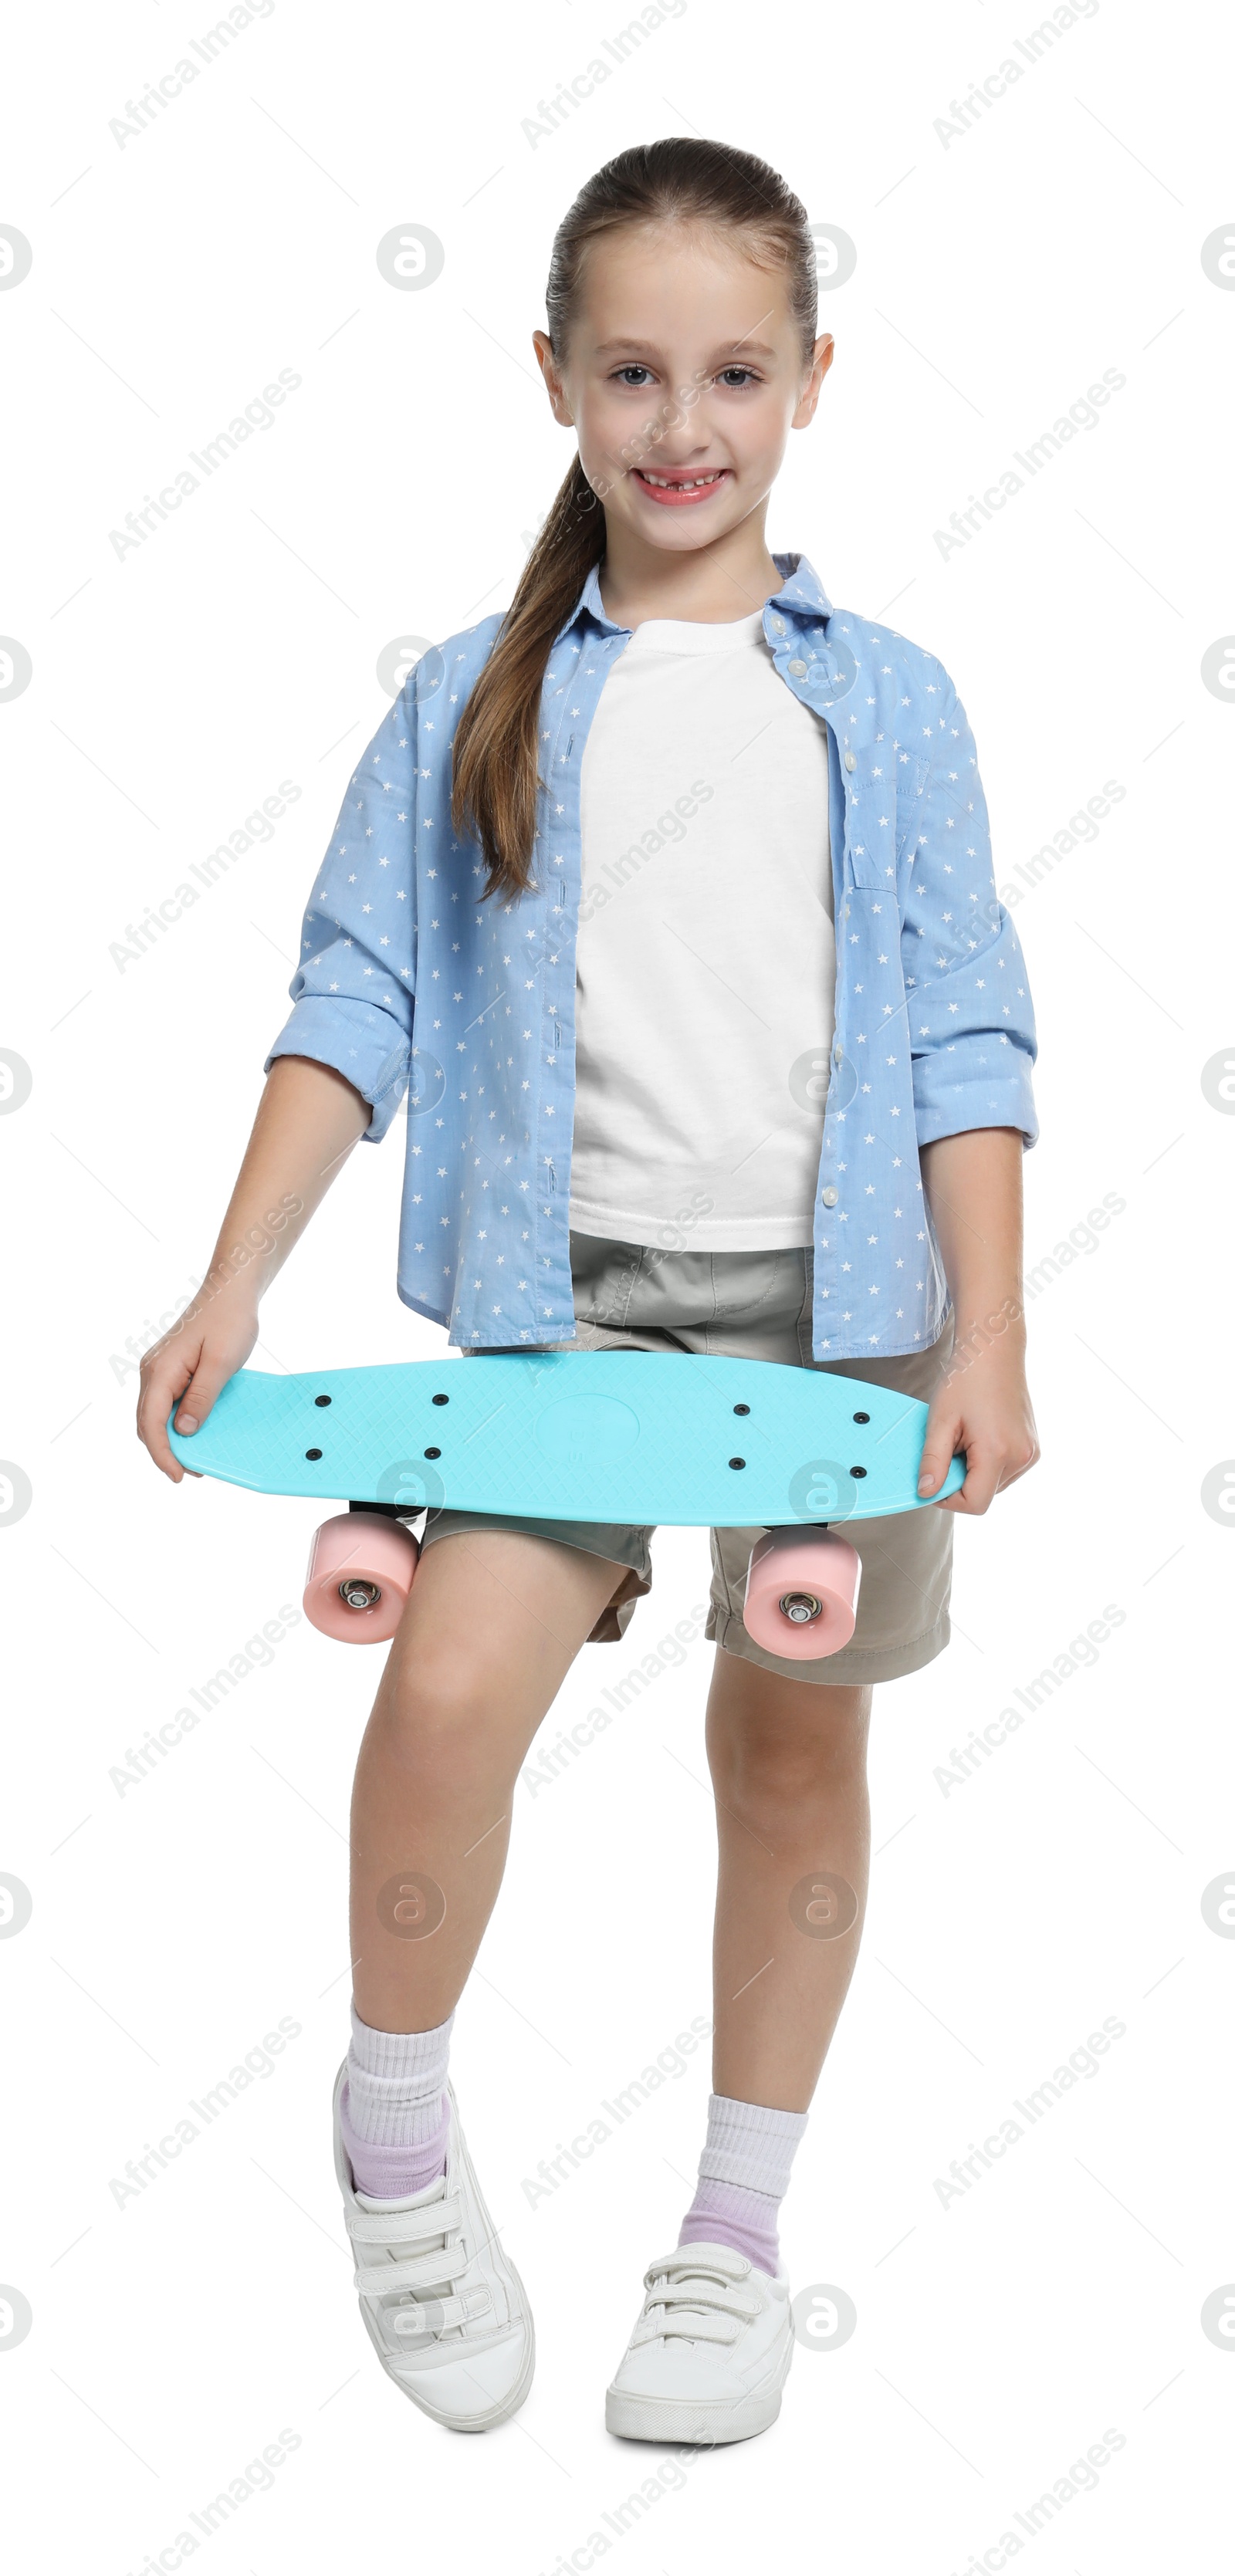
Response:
[742,1527,861,1660]
[303,1512,419,1644]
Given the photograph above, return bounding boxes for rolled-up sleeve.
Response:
[902,664,1039,1150]
[264,686,417,1141]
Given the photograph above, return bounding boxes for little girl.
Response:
[139,137,1040,2446]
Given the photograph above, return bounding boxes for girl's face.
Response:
[533,223,832,558]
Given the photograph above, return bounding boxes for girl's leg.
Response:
[604,1651,873,2441]
[703,1651,872,2110]
[350,1526,623,2032]
[337,1528,622,2432]
[670,1651,871,2268]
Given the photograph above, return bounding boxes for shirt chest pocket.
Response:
[843,748,930,890]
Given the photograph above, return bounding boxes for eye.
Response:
[611,364,655,387]
[716,367,760,389]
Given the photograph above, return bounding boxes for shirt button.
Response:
[821,1186,839,1208]
[770,615,786,635]
[844,749,857,772]
[788,658,807,676]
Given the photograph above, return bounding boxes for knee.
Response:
[709,1685,871,1813]
[376,1644,504,1777]
[723,1743,865,1824]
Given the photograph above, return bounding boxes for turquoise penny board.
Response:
[167,1351,963,1526]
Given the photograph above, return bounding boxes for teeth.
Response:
[640,470,724,489]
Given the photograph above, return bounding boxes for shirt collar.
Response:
[552,548,833,645]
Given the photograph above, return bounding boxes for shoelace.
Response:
[638,2247,763,2347]
[346,2191,489,2337]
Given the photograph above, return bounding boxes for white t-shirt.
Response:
[569,606,835,1252]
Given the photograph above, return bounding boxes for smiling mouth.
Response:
[632,466,732,504]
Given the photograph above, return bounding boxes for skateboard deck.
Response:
[166,1351,963,1526]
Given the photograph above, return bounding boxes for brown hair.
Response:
[449,137,818,901]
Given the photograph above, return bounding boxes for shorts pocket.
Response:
[568,1231,645,1327]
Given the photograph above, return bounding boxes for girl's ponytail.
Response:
[448,453,604,906]
[450,136,817,901]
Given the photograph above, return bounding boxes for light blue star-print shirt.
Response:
[266,551,1038,1359]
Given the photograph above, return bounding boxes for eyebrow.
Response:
[593,339,779,360]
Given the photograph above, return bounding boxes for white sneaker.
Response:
[605,2240,793,2445]
[332,2062,534,2432]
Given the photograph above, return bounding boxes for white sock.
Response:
[340,2005,455,2199]
[697,2092,808,2197]
[678,2092,809,2274]
[344,2003,455,2145]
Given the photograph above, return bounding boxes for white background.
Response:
[2,1,1232,2569]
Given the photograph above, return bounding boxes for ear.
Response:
[792,334,834,430]
[532,328,574,426]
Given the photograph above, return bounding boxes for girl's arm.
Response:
[915,1125,1040,1513]
[136,1056,370,1482]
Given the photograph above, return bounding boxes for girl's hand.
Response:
[915,1338,1040,1516]
[134,1058,373,1485]
[137,1290,260,1482]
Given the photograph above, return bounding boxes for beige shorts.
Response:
[419,1232,956,1687]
